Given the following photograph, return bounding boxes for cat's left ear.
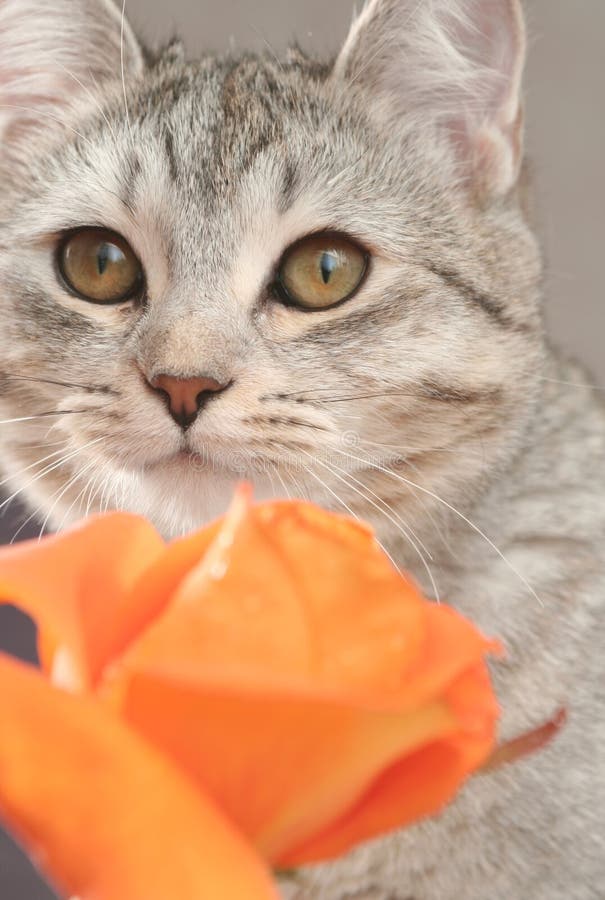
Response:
[334,0,526,199]
[0,0,144,154]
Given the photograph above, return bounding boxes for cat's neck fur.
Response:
[400,350,605,598]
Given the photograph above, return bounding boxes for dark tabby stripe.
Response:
[428,263,526,331]
[280,158,300,212]
[419,378,501,405]
[164,126,179,184]
[120,151,142,213]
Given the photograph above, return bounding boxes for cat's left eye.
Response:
[57,228,144,304]
[275,233,369,310]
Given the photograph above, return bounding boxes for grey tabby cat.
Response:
[0,0,603,897]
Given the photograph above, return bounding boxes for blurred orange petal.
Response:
[279,618,500,864]
[0,654,279,900]
[0,515,165,687]
[120,518,222,648]
[282,663,498,865]
[110,671,459,862]
[111,492,426,700]
[398,603,503,716]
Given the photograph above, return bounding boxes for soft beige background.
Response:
[122,0,605,384]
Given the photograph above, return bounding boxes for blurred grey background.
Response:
[0,1,603,897]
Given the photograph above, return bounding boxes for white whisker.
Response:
[358,440,456,552]
[120,0,134,145]
[540,376,605,392]
[54,61,120,149]
[299,459,402,574]
[0,413,68,426]
[301,449,441,601]
[36,457,98,540]
[272,465,292,500]
[9,501,44,544]
[0,443,71,492]
[98,467,118,514]
[0,438,103,517]
[283,465,309,501]
[331,446,543,607]
[0,105,94,147]
[84,469,108,519]
[60,468,99,531]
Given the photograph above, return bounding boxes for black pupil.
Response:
[97,242,123,276]
[320,251,339,285]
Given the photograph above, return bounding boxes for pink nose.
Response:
[149,374,229,428]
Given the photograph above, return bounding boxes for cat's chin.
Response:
[123,453,287,540]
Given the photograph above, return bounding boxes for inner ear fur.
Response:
[333,0,527,199]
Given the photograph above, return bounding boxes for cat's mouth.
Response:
[146,446,275,485]
[153,449,210,470]
[149,448,248,477]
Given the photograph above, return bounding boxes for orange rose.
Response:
[0,487,500,897]
[0,654,279,900]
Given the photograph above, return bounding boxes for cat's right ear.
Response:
[334,0,526,200]
[0,0,144,156]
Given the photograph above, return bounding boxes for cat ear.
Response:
[0,0,144,154]
[334,0,526,198]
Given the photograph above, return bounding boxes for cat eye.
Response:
[57,228,144,304]
[276,233,369,310]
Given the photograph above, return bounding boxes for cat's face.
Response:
[0,0,544,555]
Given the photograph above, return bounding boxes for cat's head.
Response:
[0,0,544,555]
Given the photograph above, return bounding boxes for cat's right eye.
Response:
[57,228,144,304]
[275,233,369,311]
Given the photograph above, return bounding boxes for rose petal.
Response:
[281,663,498,866]
[0,654,278,900]
[121,518,222,647]
[109,632,497,864]
[114,492,426,701]
[109,669,459,861]
[0,515,165,688]
[397,603,502,716]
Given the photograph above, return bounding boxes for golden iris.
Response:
[59,229,143,304]
[278,234,368,309]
